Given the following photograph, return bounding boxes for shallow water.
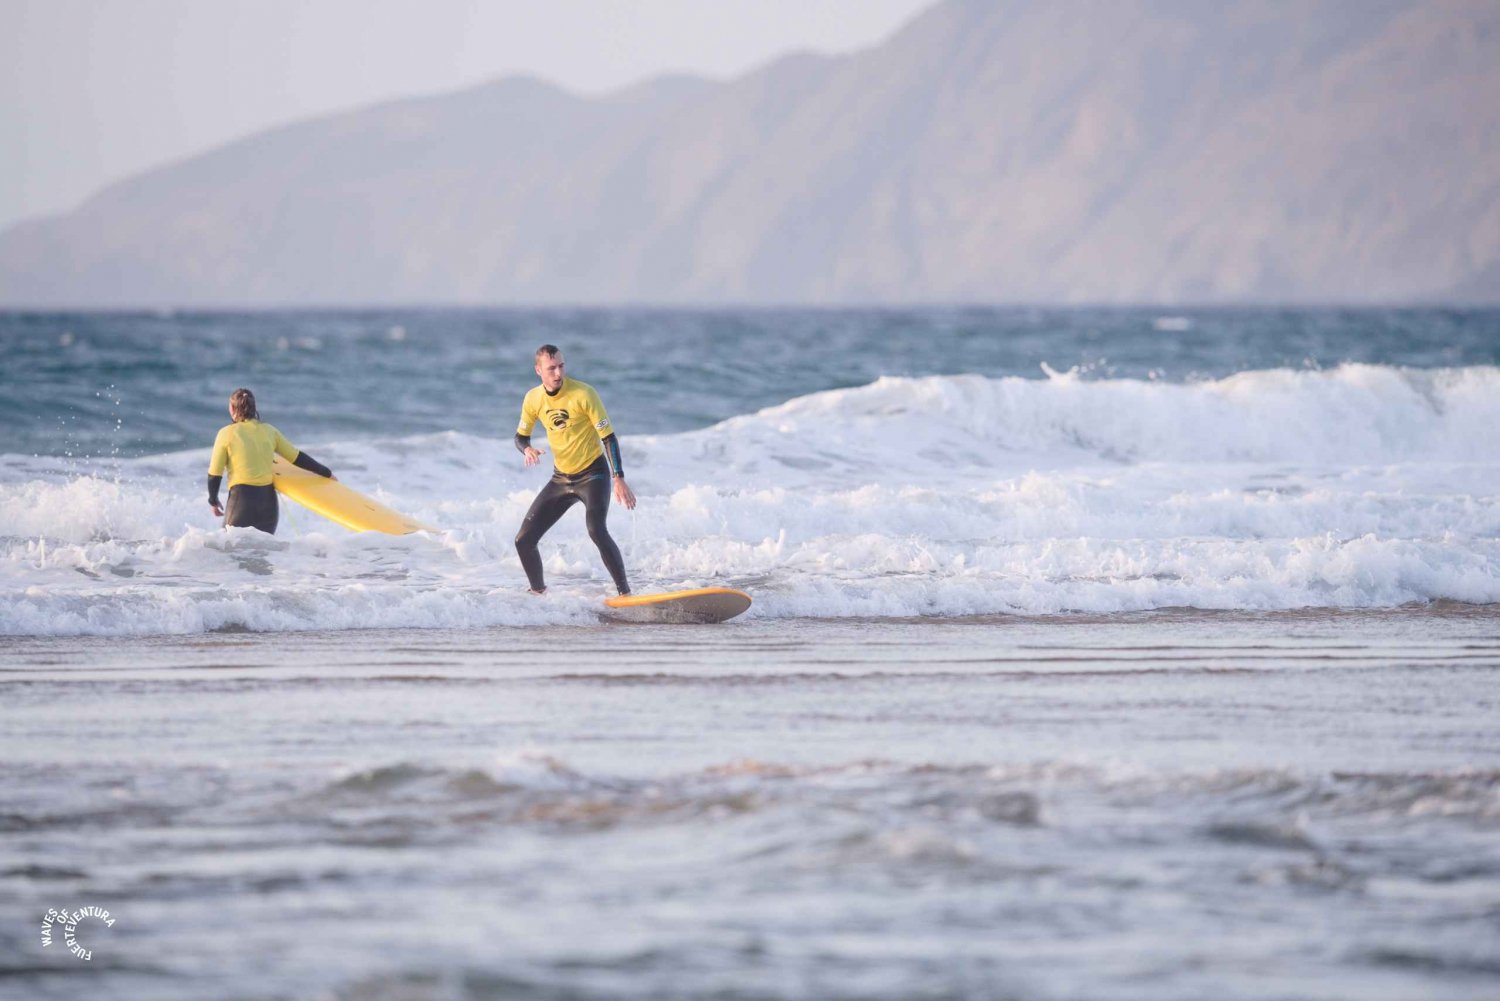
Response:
[4,308,1499,634]
[4,358,1500,634]
[4,608,1498,1000]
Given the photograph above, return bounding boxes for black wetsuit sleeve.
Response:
[292,452,333,478]
[602,434,623,477]
[207,475,222,506]
[514,433,532,454]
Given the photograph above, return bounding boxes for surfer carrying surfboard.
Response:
[208,388,335,534]
[513,345,635,595]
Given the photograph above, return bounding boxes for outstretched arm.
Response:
[292,451,334,478]
[601,434,635,510]
[515,432,546,466]
[276,427,335,480]
[584,387,632,506]
[516,393,546,466]
[208,429,228,515]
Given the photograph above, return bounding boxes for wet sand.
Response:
[3,606,1498,1000]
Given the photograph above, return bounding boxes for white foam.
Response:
[3,366,1497,635]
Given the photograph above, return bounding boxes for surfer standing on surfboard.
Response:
[513,345,635,595]
[208,388,335,534]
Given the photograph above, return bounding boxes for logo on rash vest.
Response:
[595,418,610,431]
[547,409,570,430]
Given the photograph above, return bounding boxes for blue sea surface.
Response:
[2,307,1496,458]
[3,311,1498,1000]
[2,305,1498,633]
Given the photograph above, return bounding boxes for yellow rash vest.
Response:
[516,378,615,475]
[208,420,302,488]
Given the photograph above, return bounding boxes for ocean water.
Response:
[1,308,1498,633]
[2,308,1498,999]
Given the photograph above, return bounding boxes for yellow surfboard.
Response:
[271,455,433,535]
[603,587,752,624]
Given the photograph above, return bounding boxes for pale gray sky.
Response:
[1,0,931,232]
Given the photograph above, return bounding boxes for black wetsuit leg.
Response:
[224,483,279,534]
[515,479,581,590]
[514,457,629,593]
[579,466,629,594]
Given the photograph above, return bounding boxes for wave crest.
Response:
[2,366,1497,635]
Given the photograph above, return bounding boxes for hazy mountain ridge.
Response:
[3,0,1497,306]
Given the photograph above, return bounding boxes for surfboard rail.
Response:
[603,587,752,623]
[271,455,433,535]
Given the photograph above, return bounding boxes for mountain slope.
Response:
[2,0,1496,306]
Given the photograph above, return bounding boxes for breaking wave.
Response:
[3,365,1497,635]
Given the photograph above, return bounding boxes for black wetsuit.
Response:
[514,454,629,594]
[224,484,280,534]
[208,451,332,535]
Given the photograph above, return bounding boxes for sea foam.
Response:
[3,365,1497,635]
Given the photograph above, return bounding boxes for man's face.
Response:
[536,352,565,391]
